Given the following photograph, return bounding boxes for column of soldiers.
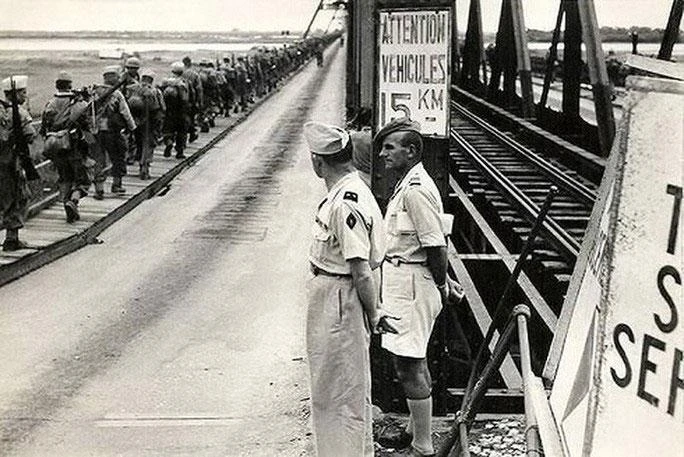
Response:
[0,40,322,250]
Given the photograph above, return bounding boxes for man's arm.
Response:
[349,258,378,324]
[349,258,398,334]
[426,245,449,304]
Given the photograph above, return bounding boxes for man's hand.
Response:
[371,310,400,334]
[438,276,465,306]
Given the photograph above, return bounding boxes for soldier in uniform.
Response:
[0,75,35,251]
[182,56,203,143]
[161,62,191,159]
[304,121,397,457]
[92,66,136,198]
[375,118,454,457]
[123,57,143,165]
[40,71,93,222]
[136,69,164,179]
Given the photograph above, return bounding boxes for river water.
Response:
[0,38,681,57]
[0,38,291,53]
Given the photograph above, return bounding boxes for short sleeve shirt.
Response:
[385,162,446,263]
[310,171,386,274]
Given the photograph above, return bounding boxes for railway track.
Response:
[450,101,597,265]
[440,93,606,411]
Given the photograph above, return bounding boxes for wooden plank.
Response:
[528,376,564,457]
[448,241,523,389]
[449,175,558,331]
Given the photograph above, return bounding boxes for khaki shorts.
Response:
[381,262,442,358]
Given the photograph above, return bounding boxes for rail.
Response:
[450,120,583,261]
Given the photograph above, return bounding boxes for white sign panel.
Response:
[548,76,684,456]
[377,9,451,137]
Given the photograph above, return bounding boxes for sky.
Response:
[0,0,677,32]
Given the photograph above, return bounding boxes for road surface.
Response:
[0,42,346,457]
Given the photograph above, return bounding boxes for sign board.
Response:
[546,76,684,456]
[376,8,451,137]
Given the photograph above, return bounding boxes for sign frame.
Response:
[374,6,453,138]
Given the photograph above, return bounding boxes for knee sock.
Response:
[407,397,434,455]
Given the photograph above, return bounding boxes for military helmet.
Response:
[140,68,156,79]
[171,61,185,75]
[56,70,72,82]
[125,57,141,69]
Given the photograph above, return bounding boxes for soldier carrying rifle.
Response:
[0,75,39,251]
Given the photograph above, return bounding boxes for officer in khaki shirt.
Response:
[376,118,452,457]
[304,121,397,457]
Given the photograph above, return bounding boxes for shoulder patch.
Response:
[346,213,357,229]
[343,191,358,202]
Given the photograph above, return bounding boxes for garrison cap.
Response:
[140,68,156,79]
[350,129,372,174]
[171,61,185,74]
[373,117,422,148]
[125,57,141,69]
[1,75,28,91]
[304,121,350,155]
[56,70,72,82]
[102,65,120,75]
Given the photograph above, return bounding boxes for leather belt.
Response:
[310,263,352,278]
[385,257,428,267]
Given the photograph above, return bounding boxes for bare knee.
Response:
[394,356,431,399]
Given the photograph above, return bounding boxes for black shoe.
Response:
[64,200,80,223]
[111,185,126,194]
[2,239,31,252]
[164,144,173,157]
[175,152,187,159]
[208,118,216,128]
[377,429,413,449]
[200,125,209,133]
[93,190,105,200]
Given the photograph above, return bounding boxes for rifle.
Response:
[9,79,40,181]
[69,77,128,126]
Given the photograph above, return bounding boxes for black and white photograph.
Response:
[0,0,681,456]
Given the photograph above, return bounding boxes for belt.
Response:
[310,263,352,278]
[385,257,428,267]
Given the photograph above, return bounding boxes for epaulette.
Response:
[408,178,421,187]
[343,191,358,202]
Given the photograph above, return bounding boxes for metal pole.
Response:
[658,0,684,61]
[539,2,564,109]
[510,0,534,117]
[303,0,324,39]
[462,187,558,403]
[439,307,523,457]
[452,0,460,84]
[515,304,543,457]
[578,0,615,156]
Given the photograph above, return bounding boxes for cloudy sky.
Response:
[0,0,676,32]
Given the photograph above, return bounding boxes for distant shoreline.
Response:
[0,28,671,44]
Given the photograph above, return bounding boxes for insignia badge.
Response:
[343,191,358,202]
[346,213,357,229]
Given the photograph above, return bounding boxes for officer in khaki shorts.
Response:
[304,121,397,457]
[376,118,457,457]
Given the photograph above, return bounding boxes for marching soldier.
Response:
[136,69,164,179]
[123,57,143,165]
[40,71,93,222]
[304,121,397,457]
[92,66,136,198]
[375,118,458,457]
[182,56,202,143]
[0,75,36,251]
[161,62,190,159]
